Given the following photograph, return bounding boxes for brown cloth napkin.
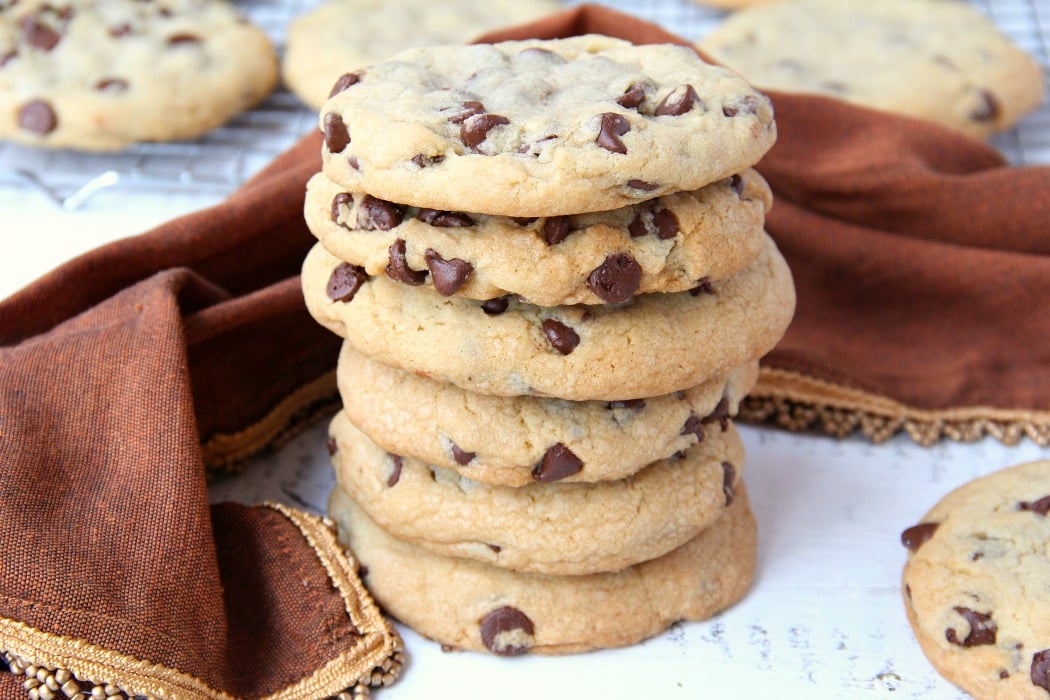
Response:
[1,4,1048,699]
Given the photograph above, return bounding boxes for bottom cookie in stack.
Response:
[328,482,757,656]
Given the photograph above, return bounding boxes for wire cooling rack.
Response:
[0,0,1047,207]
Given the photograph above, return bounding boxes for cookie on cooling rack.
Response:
[0,0,278,151]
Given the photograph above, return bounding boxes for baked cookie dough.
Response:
[901,460,1050,699]
[329,410,744,575]
[301,234,794,401]
[328,482,757,655]
[0,0,278,150]
[306,168,771,306]
[337,342,757,487]
[320,35,776,216]
[698,0,1045,138]
[282,0,562,110]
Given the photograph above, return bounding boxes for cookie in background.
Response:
[697,0,1046,138]
[0,0,278,151]
[282,0,563,111]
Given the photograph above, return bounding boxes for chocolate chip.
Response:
[359,195,403,230]
[329,70,363,98]
[628,212,648,238]
[95,78,128,94]
[587,253,642,304]
[616,84,646,109]
[653,209,679,240]
[542,216,571,245]
[385,239,427,285]
[487,543,502,553]
[596,113,629,154]
[532,443,584,482]
[21,15,61,51]
[722,461,736,505]
[461,113,509,151]
[627,179,659,191]
[607,399,645,410]
[331,192,352,224]
[700,397,730,431]
[971,89,1001,122]
[417,208,474,227]
[479,606,534,656]
[541,319,579,355]
[326,437,337,456]
[451,442,475,465]
[1032,650,1050,692]
[323,112,350,153]
[425,249,474,296]
[723,95,761,117]
[348,156,360,171]
[17,99,56,135]
[108,23,132,38]
[387,455,403,487]
[1019,496,1050,516]
[411,153,445,168]
[900,523,939,552]
[167,33,201,46]
[512,217,537,227]
[681,414,704,442]
[446,100,485,124]
[481,296,509,315]
[728,174,745,197]
[689,277,715,296]
[326,262,368,302]
[655,85,701,116]
[946,607,996,647]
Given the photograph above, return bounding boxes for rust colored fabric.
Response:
[0,4,1048,699]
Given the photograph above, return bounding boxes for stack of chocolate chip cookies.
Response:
[300,35,795,655]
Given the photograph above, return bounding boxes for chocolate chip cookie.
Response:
[328,481,756,654]
[282,0,562,110]
[336,341,756,487]
[301,234,794,401]
[319,35,776,216]
[698,0,1045,138]
[306,168,771,306]
[901,460,1050,699]
[0,0,278,151]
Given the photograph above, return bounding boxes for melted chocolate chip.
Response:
[487,543,502,553]
[681,414,704,443]
[999,670,1010,680]
[722,461,736,505]
[326,262,368,302]
[616,84,646,109]
[1019,496,1050,516]
[386,239,427,285]
[533,443,584,482]
[387,455,404,487]
[359,195,403,230]
[900,522,939,552]
[481,296,510,315]
[451,442,475,465]
[331,192,353,224]
[446,100,485,124]
[628,212,647,238]
[689,277,715,296]
[596,113,629,154]
[627,179,659,191]
[653,209,679,240]
[587,253,642,304]
[329,70,363,98]
[946,607,997,647]
[1032,650,1050,692]
[461,113,509,151]
[323,112,350,153]
[607,399,645,410]
[417,208,474,227]
[971,89,1001,123]
[655,85,701,116]
[723,95,761,117]
[541,319,580,355]
[326,437,338,456]
[542,216,571,245]
[700,397,730,432]
[18,99,56,135]
[167,33,201,46]
[95,78,128,94]
[479,606,534,656]
[21,15,61,51]
[411,153,444,168]
[425,249,474,296]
